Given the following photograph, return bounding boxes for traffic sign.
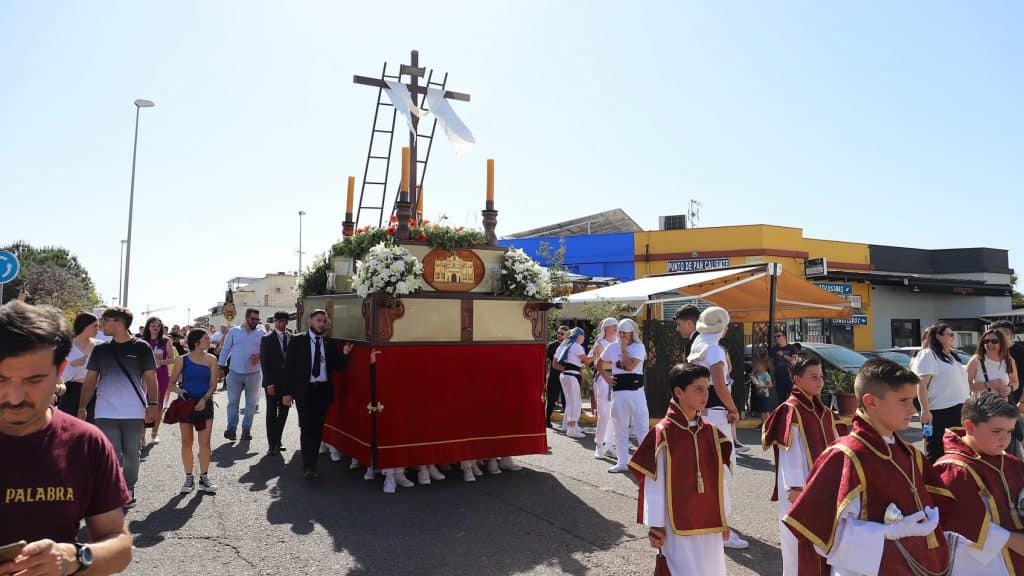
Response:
[0,250,19,284]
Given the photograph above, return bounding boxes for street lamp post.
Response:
[117,239,127,305]
[121,98,155,308]
[187,307,191,325]
[298,210,306,273]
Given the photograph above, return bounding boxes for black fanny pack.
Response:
[613,373,644,391]
[561,363,581,374]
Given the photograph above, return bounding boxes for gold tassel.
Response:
[926,532,938,549]
[697,473,705,494]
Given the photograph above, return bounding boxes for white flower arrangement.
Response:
[500,248,552,299]
[352,241,425,298]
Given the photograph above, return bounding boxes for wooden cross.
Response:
[353,50,471,240]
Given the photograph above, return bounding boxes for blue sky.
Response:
[2,1,1021,326]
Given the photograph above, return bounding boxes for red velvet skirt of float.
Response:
[323,343,548,468]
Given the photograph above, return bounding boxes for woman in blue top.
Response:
[167,329,219,495]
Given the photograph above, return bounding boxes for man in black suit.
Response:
[282,309,352,479]
[260,311,292,455]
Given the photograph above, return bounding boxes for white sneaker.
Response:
[567,428,586,439]
[607,464,629,473]
[395,471,415,488]
[349,458,361,470]
[462,468,476,482]
[417,468,431,485]
[198,474,217,494]
[427,464,446,481]
[180,475,195,494]
[498,457,521,471]
[486,459,502,475]
[383,474,396,494]
[594,444,608,459]
[470,463,483,477]
[319,442,329,455]
[363,467,376,481]
[328,447,342,462]
[723,531,750,549]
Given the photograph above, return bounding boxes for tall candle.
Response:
[486,158,495,203]
[346,176,354,215]
[416,185,424,215]
[400,147,410,195]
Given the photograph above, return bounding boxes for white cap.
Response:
[618,318,639,333]
[696,306,730,334]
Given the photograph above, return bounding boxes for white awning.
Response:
[560,265,852,323]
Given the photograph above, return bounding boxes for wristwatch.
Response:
[74,542,93,573]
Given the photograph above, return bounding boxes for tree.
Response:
[535,239,569,340]
[1,241,100,319]
[1013,273,1023,307]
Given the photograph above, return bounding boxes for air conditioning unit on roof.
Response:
[659,215,687,230]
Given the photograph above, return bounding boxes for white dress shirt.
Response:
[309,330,328,382]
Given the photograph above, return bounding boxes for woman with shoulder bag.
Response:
[912,323,971,462]
[967,329,1018,399]
[167,329,219,495]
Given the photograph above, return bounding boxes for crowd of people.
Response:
[6,292,1024,575]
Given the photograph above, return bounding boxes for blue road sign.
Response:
[0,250,20,283]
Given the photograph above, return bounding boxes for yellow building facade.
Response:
[633,225,874,350]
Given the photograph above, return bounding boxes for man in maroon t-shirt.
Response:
[0,301,132,575]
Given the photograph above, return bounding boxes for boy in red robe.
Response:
[630,363,732,575]
[762,355,840,576]
[783,358,954,575]
[933,391,1024,575]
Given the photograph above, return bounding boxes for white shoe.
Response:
[567,428,586,439]
[462,468,476,482]
[734,443,750,454]
[383,474,396,494]
[328,447,342,462]
[723,531,750,549]
[349,458,361,470]
[498,457,521,471]
[417,468,431,485]
[486,459,502,475]
[363,467,375,481]
[319,442,329,455]
[395,471,415,488]
[470,463,483,477]
[427,464,446,481]
[607,464,629,473]
[594,444,607,459]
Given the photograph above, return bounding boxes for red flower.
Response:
[422,219,431,225]
[389,215,398,224]
[408,219,417,227]
[417,234,427,241]
[386,226,397,235]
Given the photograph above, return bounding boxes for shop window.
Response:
[891,319,920,348]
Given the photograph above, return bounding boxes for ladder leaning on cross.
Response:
[353,50,473,239]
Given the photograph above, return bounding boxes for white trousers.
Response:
[593,376,613,447]
[559,373,583,429]
[704,407,734,517]
[612,388,650,467]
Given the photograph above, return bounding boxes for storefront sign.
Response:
[804,257,828,278]
[833,314,868,326]
[814,282,853,296]
[666,258,731,273]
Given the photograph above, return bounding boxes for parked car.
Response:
[879,347,972,366]
[860,350,913,368]
[743,342,868,376]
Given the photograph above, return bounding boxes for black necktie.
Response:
[312,336,322,379]
[281,334,288,357]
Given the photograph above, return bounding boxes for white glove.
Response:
[884,507,939,540]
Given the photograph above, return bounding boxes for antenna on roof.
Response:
[688,199,703,228]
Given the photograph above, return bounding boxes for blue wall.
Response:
[500,232,636,281]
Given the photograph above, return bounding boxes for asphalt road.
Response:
[122,393,926,576]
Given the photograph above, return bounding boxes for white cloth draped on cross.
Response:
[383,81,475,154]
